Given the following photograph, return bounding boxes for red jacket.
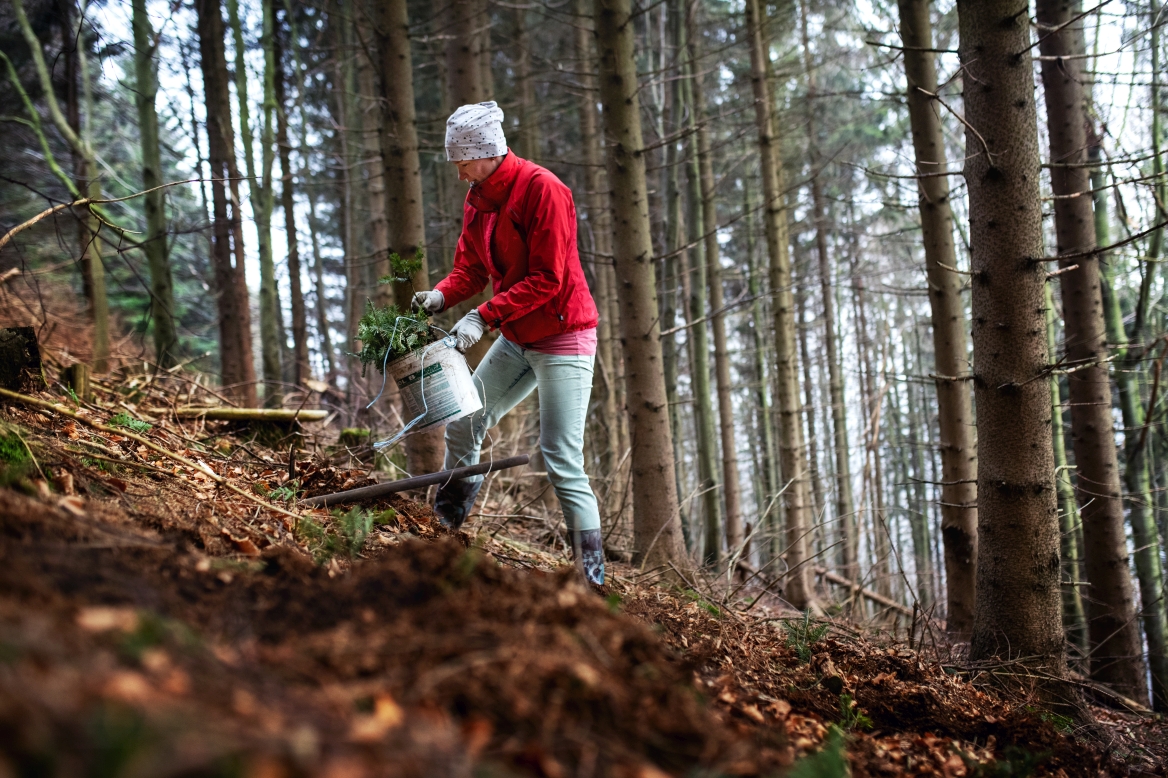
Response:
[435,151,599,346]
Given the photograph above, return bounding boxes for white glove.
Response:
[449,310,486,352]
[412,290,445,314]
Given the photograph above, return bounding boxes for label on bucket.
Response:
[397,362,462,426]
[387,342,482,435]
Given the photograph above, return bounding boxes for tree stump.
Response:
[0,327,46,392]
[64,363,91,402]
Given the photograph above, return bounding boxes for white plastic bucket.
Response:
[386,339,482,435]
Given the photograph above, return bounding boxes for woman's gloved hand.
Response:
[449,310,486,351]
[412,290,445,314]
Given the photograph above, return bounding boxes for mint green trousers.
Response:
[443,335,601,532]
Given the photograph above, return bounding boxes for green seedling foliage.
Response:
[838,693,872,731]
[373,508,397,526]
[110,412,151,434]
[605,593,623,613]
[682,588,721,617]
[378,247,425,287]
[334,506,373,558]
[89,704,153,778]
[269,480,299,503]
[787,725,849,778]
[1036,708,1074,734]
[354,302,433,376]
[64,385,81,405]
[783,610,830,664]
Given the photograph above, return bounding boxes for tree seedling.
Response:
[110,412,151,435]
[838,693,872,731]
[782,610,830,664]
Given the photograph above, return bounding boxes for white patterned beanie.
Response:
[445,101,507,162]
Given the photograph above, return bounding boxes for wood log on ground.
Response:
[303,455,530,508]
[0,327,45,391]
[814,566,913,617]
[150,407,329,422]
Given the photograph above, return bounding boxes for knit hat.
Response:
[445,101,507,162]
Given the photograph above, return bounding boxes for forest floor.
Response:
[0,365,1166,777]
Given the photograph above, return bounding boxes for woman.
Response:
[413,102,605,586]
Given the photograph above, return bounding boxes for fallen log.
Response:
[152,407,329,422]
[813,566,913,617]
[302,455,530,508]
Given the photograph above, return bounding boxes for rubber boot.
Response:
[571,529,606,586]
[433,478,483,530]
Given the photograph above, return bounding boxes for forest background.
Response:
[2,0,1168,714]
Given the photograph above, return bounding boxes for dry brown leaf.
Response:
[76,606,139,633]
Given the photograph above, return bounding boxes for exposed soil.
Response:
[0,374,1164,777]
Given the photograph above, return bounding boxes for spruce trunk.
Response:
[744,0,815,608]
[1036,0,1147,704]
[131,0,178,369]
[594,0,685,568]
[379,0,445,475]
[195,0,258,406]
[799,0,855,578]
[957,0,1067,692]
[690,27,744,556]
[1093,137,1168,708]
[895,0,978,637]
[273,14,309,387]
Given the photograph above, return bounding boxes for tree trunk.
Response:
[1093,136,1168,708]
[378,0,445,475]
[1046,284,1089,654]
[273,12,309,387]
[195,0,258,406]
[744,0,815,608]
[958,0,1067,692]
[1036,0,1148,705]
[444,0,495,369]
[227,0,283,405]
[745,180,781,551]
[689,19,744,557]
[594,0,685,568]
[514,5,539,161]
[895,0,978,637]
[574,0,623,512]
[131,0,178,369]
[661,0,688,544]
[798,0,855,580]
[680,50,722,565]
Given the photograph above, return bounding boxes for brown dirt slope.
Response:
[0,380,1163,777]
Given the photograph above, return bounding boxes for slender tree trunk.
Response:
[273,13,309,387]
[357,59,390,307]
[1037,0,1147,705]
[1093,137,1168,708]
[131,0,178,368]
[744,0,815,608]
[514,5,539,160]
[745,180,780,547]
[1152,0,1166,265]
[957,0,1067,693]
[594,0,685,568]
[796,268,827,550]
[1046,284,1089,654]
[378,0,444,474]
[689,19,744,556]
[444,0,495,369]
[574,0,622,502]
[227,0,283,404]
[907,327,934,607]
[895,0,978,636]
[798,0,854,580]
[195,0,258,406]
[661,0,687,540]
[680,57,722,565]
